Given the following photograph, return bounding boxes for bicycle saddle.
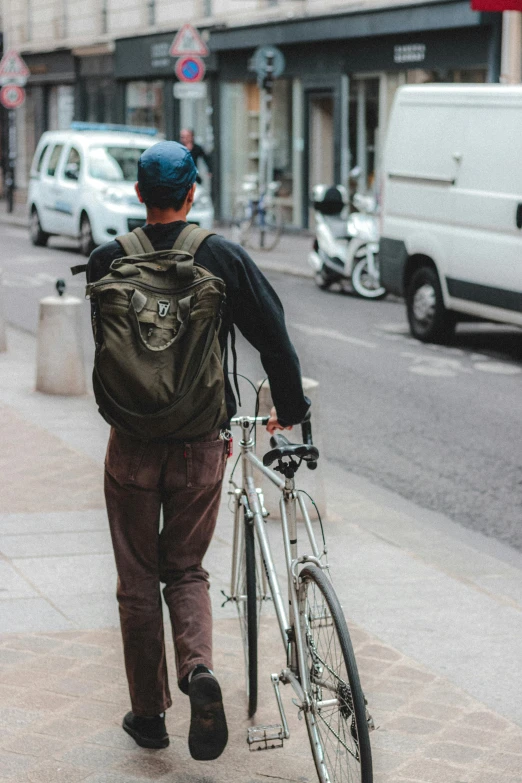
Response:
[263,434,319,468]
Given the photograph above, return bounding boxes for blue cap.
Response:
[137,141,197,203]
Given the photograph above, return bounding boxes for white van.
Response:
[379,85,522,342]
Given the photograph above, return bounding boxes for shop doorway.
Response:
[349,77,380,195]
[307,91,334,225]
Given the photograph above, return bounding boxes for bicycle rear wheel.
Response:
[299,564,372,783]
[236,511,258,717]
[253,205,283,251]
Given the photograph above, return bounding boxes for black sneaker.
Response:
[188,670,228,760]
[122,711,169,749]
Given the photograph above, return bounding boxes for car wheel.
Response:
[29,208,50,247]
[80,214,95,257]
[406,265,456,343]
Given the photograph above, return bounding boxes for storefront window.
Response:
[126,81,165,134]
[220,80,294,221]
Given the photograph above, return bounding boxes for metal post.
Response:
[500,12,522,84]
[6,109,16,213]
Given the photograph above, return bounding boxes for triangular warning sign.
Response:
[0,49,30,83]
[170,24,209,57]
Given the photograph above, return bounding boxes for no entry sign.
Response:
[175,56,206,83]
[0,84,25,109]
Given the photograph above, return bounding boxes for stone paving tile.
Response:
[32,716,100,742]
[27,759,92,783]
[395,758,470,782]
[0,406,104,514]
[0,731,65,758]
[1,624,522,782]
[0,751,40,780]
[59,743,131,772]
[422,740,485,766]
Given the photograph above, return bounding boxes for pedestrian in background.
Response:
[180,128,212,183]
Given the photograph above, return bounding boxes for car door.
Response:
[39,143,66,233]
[56,145,83,236]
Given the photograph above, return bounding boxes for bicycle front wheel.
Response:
[299,565,372,783]
[231,202,254,248]
[237,511,258,717]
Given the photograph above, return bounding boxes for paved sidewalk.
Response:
[1,326,522,782]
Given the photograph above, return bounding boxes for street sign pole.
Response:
[258,52,275,199]
[6,109,16,213]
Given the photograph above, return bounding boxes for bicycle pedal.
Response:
[247,724,285,751]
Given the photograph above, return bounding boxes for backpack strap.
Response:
[71,264,88,276]
[116,227,155,256]
[173,224,215,257]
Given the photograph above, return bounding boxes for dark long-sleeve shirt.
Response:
[189,143,212,175]
[87,221,310,427]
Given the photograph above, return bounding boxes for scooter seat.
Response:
[323,216,349,239]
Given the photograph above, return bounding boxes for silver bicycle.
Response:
[225,415,373,783]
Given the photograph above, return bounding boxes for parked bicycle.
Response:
[224,413,373,783]
[232,179,284,251]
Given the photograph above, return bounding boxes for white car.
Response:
[28,123,214,256]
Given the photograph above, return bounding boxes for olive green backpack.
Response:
[85,224,227,440]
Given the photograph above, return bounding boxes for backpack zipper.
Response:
[88,276,224,298]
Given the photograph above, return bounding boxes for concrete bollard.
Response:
[0,270,7,353]
[255,377,326,520]
[36,291,86,395]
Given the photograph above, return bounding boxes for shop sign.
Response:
[0,49,30,86]
[471,0,522,8]
[175,56,206,83]
[150,42,171,69]
[0,84,26,109]
[173,81,207,100]
[393,44,426,64]
[170,24,209,57]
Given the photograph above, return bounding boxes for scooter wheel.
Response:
[351,257,387,299]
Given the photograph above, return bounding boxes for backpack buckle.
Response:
[158,300,171,318]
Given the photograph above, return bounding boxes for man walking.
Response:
[87,141,310,760]
[180,128,212,182]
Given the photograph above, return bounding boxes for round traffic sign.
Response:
[250,45,286,80]
[0,84,25,109]
[175,56,206,83]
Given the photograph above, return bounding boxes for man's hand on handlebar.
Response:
[266,406,293,435]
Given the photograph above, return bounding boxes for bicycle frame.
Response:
[229,416,326,721]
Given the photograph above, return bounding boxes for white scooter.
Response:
[308,184,387,299]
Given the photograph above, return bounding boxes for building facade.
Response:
[0,0,507,222]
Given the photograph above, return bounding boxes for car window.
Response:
[34,145,49,174]
[46,144,64,177]
[62,147,82,180]
[88,146,147,182]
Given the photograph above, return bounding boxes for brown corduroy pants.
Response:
[104,427,227,717]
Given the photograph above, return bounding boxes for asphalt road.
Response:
[2,223,522,550]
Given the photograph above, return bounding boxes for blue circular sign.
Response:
[175,56,206,83]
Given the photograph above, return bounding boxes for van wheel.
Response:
[80,214,95,257]
[30,208,49,247]
[406,266,456,343]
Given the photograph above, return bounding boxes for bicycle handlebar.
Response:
[230,413,318,470]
